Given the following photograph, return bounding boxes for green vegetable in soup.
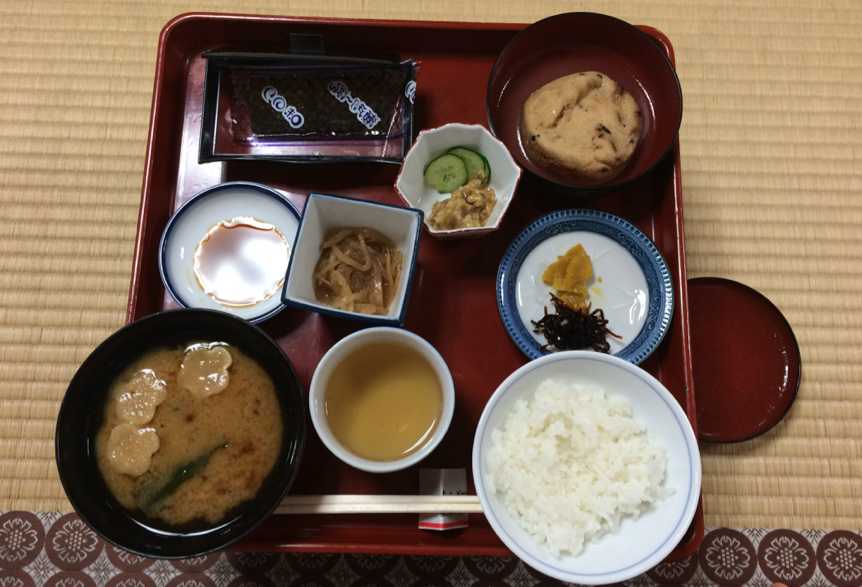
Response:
[134,442,227,510]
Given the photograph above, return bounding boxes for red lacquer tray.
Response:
[129,13,703,559]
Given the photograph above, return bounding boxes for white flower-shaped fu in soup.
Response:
[177,344,233,399]
[107,423,160,477]
[115,370,167,425]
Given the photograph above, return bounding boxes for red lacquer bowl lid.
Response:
[688,277,801,442]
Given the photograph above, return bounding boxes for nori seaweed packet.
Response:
[200,53,417,164]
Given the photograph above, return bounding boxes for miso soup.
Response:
[95,342,283,526]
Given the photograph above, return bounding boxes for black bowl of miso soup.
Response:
[55,308,305,558]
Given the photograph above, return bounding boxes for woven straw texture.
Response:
[0,0,859,531]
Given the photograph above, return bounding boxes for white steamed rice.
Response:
[485,379,668,557]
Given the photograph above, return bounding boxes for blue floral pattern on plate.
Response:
[496,210,674,364]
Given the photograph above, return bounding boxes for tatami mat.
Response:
[1,0,860,529]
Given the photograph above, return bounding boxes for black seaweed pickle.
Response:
[532,294,621,353]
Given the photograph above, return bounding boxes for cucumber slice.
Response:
[479,152,491,183]
[447,147,486,181]
[424,154,468,193]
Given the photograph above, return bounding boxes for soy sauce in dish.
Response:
[194,217,289,307]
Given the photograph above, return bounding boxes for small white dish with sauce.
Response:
[159,182,301,323]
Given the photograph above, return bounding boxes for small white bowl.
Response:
[472,352,701,585]
[309,327,455,473]
[159,182,301,323]
[395,123,522,239]
[281,193,422,327]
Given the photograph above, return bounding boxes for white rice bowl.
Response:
[472,351,701,585]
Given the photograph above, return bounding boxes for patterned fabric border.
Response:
[0,513,860,586]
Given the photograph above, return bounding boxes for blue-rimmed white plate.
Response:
[496,209,673,364]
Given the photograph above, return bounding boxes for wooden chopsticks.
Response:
[275,494,483,515]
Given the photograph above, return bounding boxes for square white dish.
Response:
[281,193,423,327]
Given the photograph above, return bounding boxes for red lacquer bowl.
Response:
[487,12,683,196]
